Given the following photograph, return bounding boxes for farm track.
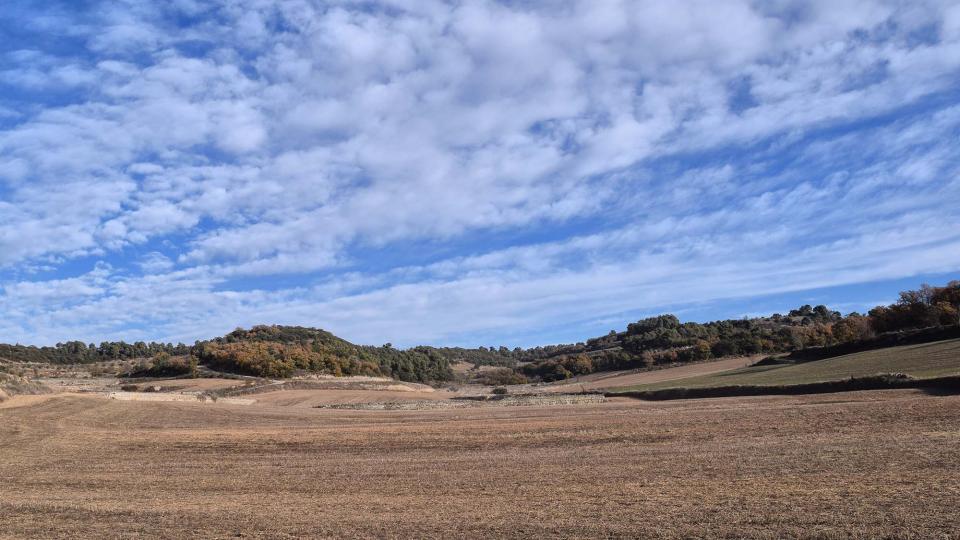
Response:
[1,390,959,538]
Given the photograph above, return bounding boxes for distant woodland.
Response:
[1,280,957,383]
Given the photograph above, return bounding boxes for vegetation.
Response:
[503,280,958,381]
[195,325,452,382]
[0,279,956,384]
[0,370,50,401]
[0,340,189,365]
[122,353,196,378]
[421,346,519,368]
[470,367,529,386]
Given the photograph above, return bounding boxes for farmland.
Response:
[2,334,960,537]
[608,338,960,393]
[543,355,759,392]
[2,389,959,538]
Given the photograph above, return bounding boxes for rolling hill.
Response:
[195,325,453,382]
[607,338,960,393]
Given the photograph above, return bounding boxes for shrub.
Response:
[122,354,192,378]
[475,368,528,386]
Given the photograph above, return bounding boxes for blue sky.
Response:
[1,1,959,348]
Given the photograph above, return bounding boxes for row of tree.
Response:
[1,280,956,383]
[507,281,959,381]
[0,340,190,364]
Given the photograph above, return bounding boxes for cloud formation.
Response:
[1,0,958,346]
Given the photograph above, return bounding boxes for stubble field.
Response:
[1,389,959,538]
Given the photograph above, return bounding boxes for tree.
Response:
[693,340,712,360]
[832,315,874,343]
[563,355,594,375]
[152,352,171,371]
[189,355,199,378]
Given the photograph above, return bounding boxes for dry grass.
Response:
[1,390,959,538]
[544,355,759,392]
[139,378,251,392]
[0,372,51,402]
[251,388,455,407]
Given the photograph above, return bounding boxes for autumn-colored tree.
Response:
[562,354,594,375]
[832,315,874,343]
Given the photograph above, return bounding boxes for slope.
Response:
[608,338,960,392]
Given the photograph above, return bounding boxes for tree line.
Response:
[0,280,956,383]
[0,340,190,365]
[506,281,959,381]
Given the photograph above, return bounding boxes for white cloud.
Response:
[138,252,174,273]
[0,0,958,345]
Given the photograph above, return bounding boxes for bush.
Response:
[491,386,509,395]
[475,368,528,386]
[122,354,193,378]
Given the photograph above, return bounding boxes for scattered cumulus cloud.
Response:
[138,252,174,273]
[0,0,958,346]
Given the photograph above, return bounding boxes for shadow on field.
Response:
[920,384,960,396]
[608,374,960,401]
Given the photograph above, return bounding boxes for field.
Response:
[2,389,960,538]
[543,355,759,392]
[609,338,960,392]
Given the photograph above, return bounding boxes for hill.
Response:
[455,280,959,382]
[0,279,956,384]
[608,338,960,393]
[195,325,453,382]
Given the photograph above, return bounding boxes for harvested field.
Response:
[317,393,606,410]
[107,392,256,405]
[136,377,251,392]
[543,355,758,392]
[1,390,959,538]
[36,376,120,393]
[216,378,438,397]
[251,388,454,407]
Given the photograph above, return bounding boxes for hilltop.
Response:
[195,325,452,382]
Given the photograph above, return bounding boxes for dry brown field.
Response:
[2,389,959,539]
[250,388,455,407]
[543,355,759,392]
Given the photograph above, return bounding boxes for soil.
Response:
[1,388,958,538]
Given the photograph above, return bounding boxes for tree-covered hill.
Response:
[428,281,959,382]
[1,280,956,384]
[196,325,453,382]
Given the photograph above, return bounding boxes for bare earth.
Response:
[251,388,455,407]
[2,389,959,538]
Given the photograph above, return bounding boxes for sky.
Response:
[1,0,959,348]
